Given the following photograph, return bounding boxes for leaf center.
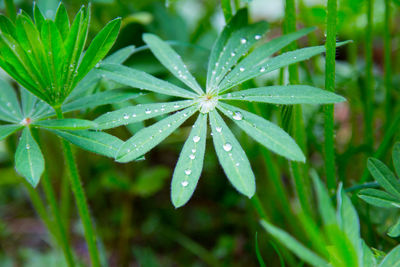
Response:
[198,94,218,113]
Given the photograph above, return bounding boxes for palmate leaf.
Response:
[143,33,203,95]
[378,245,400,267]
[209,110,255,197]
[220,85,346,104]
[260,220,329,267]
[218,41,351,93]
[15,127,44,187]
[116,106,197,163]
[217,102,305,162]
[171,113,207,208]
[98,63,197,99]
[393,143,400,178]
[52,129,123,158]
[358,188,400,208]
[0,124,22,141]
[95,100,195,130]
[367,158,400,197]
[0,78,23,122]
[34,119,97,130]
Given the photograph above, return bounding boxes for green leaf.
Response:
[218,102,305,162]
[362,241,377,267]
[34,119,97,130]
[393,143,400,178]
[0,14,17,39]
[95,100,195,130]
[207,21,269,92]
[260,220,329,267]
[388,217,400,238]
[220,85,346,104]
[15,128,44,187]
[207,8,248,89]
[116,106,197,163]
[54,2,70,39]
[0,78,23,122]
[103,45,135,64]
[143,33,203,95]
[367,158,400,197]
[378,245,400,267]
[171,113,207,208]
[20,89,37,118]
[359,188,400,208]
[33,2,45,31]
[98,63,197,99]
[0,124,22,141]
[66,70,101,101]
[209,110,255,197]
[310,170,337,225]
[75,18,121,85]
[53,129,123,158]
[219,41,351,93]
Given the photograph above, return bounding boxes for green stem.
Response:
[365,0,374,147]
[324,0,337,191]
[54,107,101,267]
[384,0,392,129]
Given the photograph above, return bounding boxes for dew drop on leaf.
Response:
[26,144,31,150]
[223,143,232,152]
[216,126,222,132]
[232,111,243,121]
[239,67,245,72]
[240,38,247,44]
[123,113,129,119]
[181,181,189,187]
[189,154,195,160]
[145,109,151,114]
[185,169,192,175]
[255,34,262,40]
[193,136,200,143]
[260,67,266,72]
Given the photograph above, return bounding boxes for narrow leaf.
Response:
[15,128,44,187]
[359,188,400,208]
[362,241,377,267]
[20,88,37,118]
[220,85,346,104]
[33,3,45,31]
[53,129,123,158]
[388,217,400,238]
[95,100,195,130]
[54,2,70,39]
[143,33,203,95]
[393,143,400,178]
[103,45,135,64]
[378,245,400,267]
[218,102,305,162]
[209,110,255,197]
[0,124,22,141]
[171,113,207,208]
[0,78,23,122]
[117,106,197,163]
[260,220,329,267]
[367,158,400,197]
[34,119,97,130]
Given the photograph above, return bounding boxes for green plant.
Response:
[97,9,346,208]
[359,143,400,237]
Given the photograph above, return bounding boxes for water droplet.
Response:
[191,149,196,153]
[26,144,30,150]
[223,143,232,152]
[174,104,180,108]
[216,126,222,132]
[240,38,247,44]
[6,102,11,107]
[123,113,129,119]
[232,111,243,121]
[95,63,100,68]
[193,136,200,143]
[145,109,151,114]
[231,52,236,57]
[181,181,189,187]
[293,56,297,59]
[132,114,137,118]
[239,67,245,72]
[227,93,232,98]
[212,70,216,75]
[260,67,266,72]
[189,154,195,160]
[185,169,192,175]
[255,34,262,40]
[235,163,240,167]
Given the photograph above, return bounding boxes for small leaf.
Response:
[218,102,305,162]
[98,63,197,99]
[0,124,22,141]
[378,245,400,267]
[54,2,70,39]
[95,100,195,130]
[52,129,123,158]
[260,220,329,267]
[362,241,377,267]
[15,128,44,187]
[209,110,255,197]
[393,143,400,178]
[171,113,207,208]
[34,119,97,130]
[117,106,197,163]
[388,217,400,238]
[75,18,121,85]
[367,158,400,197]
[103,45,135,64]
[143,33,203,95]
[0,78,23,122]
[359,188,400,208]
[220,85,346,104]
[219,41,351,93]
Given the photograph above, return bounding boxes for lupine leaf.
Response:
[0,78,23,122]
[98,63,197,98]
[359,188,400,208]
[209,110,255,197]
[103,45,135,64]
[33,2,45,31]
[0,124,22,141]
[218,102,305,162]
[362,241,377,267]
[54,3,70,39]
[367,158,400,197]
[388,218,400,238]
[75,18,121,85]
[95,100,195,130]
[393,143,400,178]
[207,21,269,92]
[143,33,203,95]
[219,41,351,93]
[0,14,17,39]
[311,170,337,225]
[171,113,207,208]
[206,8,248,89]
[260,220,329,267]
[15,127,44,187]
[220,85,346,104]
[117,106,197,163]
[34,119,97,130]
[53,129,123,158]
[66,71,101,101]
[20,89,37,118]
[378,245,400,267]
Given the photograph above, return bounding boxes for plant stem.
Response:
[365,0,374,148]
[324,0,337,192]
[384,0,392,129]
[54,107,101,267]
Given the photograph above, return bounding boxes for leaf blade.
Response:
[0,124,22,141]
[367,158,400,197]
[359,188,400,208]
[34,119,97,130]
